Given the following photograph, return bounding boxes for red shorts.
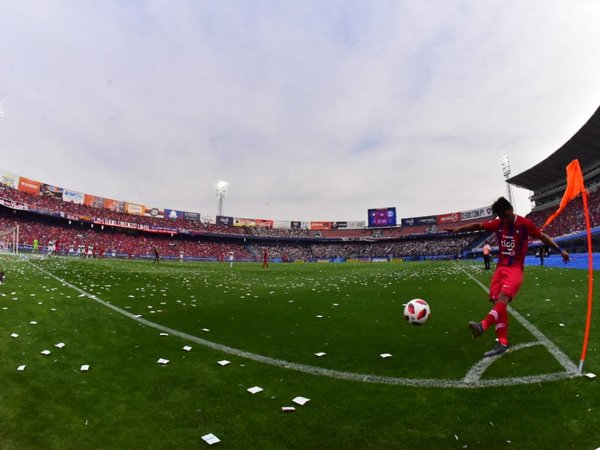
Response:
[489,265,524,301]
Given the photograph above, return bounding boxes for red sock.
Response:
[495,307,509,346]
[481,301,507,331]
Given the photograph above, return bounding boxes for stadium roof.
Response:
[508,105,600,191]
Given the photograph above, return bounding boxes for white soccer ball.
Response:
[403,299,431,325]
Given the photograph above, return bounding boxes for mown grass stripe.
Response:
[27,259,576,388]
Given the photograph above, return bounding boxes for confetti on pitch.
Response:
[217,360,230,366]
[281,406,296,413]
[247,386,264,394]
[55,342,65,349]
[380,353,393,359]
[80,365,90,372]
[10,333,18,338]
[314,352,326,357]
[182,345,192,352]
[17,365,26,371]
[160,332,169,336]
[585,373,597,379]
[292,396,310,406]
[201,433,221,445]
[157,358,170,365]
[40,350,51,356]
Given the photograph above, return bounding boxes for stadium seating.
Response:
[2,182,597,261]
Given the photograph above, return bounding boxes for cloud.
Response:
[1,0,600,222]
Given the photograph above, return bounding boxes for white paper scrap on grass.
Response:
[182,345,192,352]
[17,365,26,371]
[55,342,65,349]
[201,433,221,445]
[380,353,393,358]
[202,328,210,332]
[281,406,296,412]
[217,360,230,366]
[157,358,170,365]
[160,332,169,336]
[30,321,38,325]
[585,373,597,379]
[40,350,51,355]
[314,352,326,357]
[10,333,18,338]
[247,386,264,394]
[80,365,90,372]
[292,396,310,406]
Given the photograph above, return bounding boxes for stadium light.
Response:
[216,180,228,217]
[499,155,514,206]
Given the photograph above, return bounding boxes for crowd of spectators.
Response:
[0,211,251,260]
[0,185,491,240]
[0,186,246,236]
[526,188,600,237]
[3,183,599,262]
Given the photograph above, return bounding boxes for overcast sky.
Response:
[2,0,600,223]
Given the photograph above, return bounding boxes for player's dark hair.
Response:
[492,197,513,217]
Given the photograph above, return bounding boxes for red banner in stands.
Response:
[18,177,41,195]
[437,212,462,224]
[256,219,273,228]
[311,221,333,230]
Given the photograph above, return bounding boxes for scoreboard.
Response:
[368,207,397,227]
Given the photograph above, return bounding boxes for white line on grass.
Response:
[27,260,577,389]
[462,341,541,384]
[459,267,579,376]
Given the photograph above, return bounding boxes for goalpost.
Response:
[0,225,19,255]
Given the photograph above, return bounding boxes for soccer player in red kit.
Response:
[262,248,269,269]
[446,197,569,357]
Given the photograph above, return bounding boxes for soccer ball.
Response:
[403,299,431,325]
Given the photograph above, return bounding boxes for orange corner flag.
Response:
[542,159,588,229]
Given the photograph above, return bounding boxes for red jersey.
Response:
[481,215,541,269]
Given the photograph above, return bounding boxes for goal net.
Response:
[0,226,19,255]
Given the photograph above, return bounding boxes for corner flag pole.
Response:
[578,189,593,374]
[540,159,592,375]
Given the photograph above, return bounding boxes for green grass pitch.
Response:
[0,255,598,449]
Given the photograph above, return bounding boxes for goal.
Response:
[0,225,19,255]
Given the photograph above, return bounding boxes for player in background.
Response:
[262,248,269,269]
[153,247,160,264]
[446,197,569,357]
[228,251,234,268]
[482,241,492,270]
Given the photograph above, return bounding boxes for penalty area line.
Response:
[26,260,576,389]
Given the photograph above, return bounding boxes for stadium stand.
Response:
[3,101,600,263]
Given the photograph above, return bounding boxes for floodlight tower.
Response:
[500,155,514,206]
[216,180,228,217]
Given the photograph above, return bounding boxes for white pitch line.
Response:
[463,341,542,384]
[26,260,576,388]
[459,267,579,376]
